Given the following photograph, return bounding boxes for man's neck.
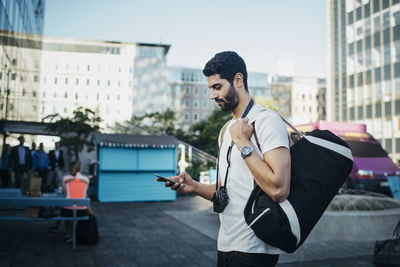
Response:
[232,94,251,119]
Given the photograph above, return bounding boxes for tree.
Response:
[43,106,102,160]
[188,109,232,157]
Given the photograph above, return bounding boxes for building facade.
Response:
[0,0,45,122]
[271,75,326,125]
[328,0,400,162]
[166,67,271,129]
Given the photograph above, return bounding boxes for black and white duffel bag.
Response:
[244,116,353,253]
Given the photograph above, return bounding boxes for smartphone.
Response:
[154,174,176,185]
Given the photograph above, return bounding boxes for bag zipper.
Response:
[249,208,271,227]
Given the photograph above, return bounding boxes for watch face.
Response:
[242,146,251,155]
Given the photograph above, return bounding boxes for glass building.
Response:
[328,0,400,162]
[0,0,45,121]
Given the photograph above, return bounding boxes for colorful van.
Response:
[292,121,399,194]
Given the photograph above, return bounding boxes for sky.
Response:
[43,0,327,77]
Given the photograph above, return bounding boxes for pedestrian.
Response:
[30,142,37,166]
[161,51,291,267]
[48,141,65,189]
[10,136,32,188]
[0,144,11,187]
[33,143,49,190]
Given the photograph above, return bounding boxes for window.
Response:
[107,95,110,100]
[11,73,16,80]
[396,138,400,153]
[34,75,38,82]
[118,80,120,87]
[375,67,382,82]
[203,100,208,108]
[54,77,57,84]
[358,106,364,119]
[195,87,198,95]
[366,104,372,118]
[53,92,57,99]
[185,87,190,96]
[184,112,189,121]
[65,78,68,84]
[364,3,370,18]
[365,36,371,49]
[75,93,78,100]
[385,139,392,153]
[185,99,190,108]
[194,113,198,121]
[394,25,400,41]
[374,32,380,47]
[348,11,354,25]
[87,65,90,71]
[117,95,120,101]
[356,7,362,21]
[97,80,100,86]
[382,0,389,10]
[64,92,68,99]
[76,78,79,85]
[395,63,400,77]
[396,100,400,114]
[366,70,372,84]
[383,29,390,44]
[194,100,199,109]
[373,0,380,13]
[376,102,382,117]
[96,93,99,101]
[32,91,36,97]
[385,101,392,115]
[86,79,90,85]
[384,64,391,80]
[22,89,25,96]
[108,80,110,86]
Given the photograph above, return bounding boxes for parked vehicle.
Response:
[292,121,399,195]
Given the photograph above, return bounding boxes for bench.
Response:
[0,195,90,249]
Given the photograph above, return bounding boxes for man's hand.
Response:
[229,118,254,150]
[163,171,196,194]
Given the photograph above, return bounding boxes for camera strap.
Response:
[215,99,254,191]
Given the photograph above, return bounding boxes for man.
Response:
[30,142,37,170]
[33,143,49,190]
[10,136,32,188]
[48,142,65,188]
[0,144,11,187]
[162,51,291,267]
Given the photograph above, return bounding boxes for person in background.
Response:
[49,142,65,189]
[33,143,49,190]
[0,144,11,187]
[10,136,32,188]
[30,142,37,169]
[61,161,92,244]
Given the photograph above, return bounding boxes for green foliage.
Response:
[43,106,102,160]
[188,109,232,157]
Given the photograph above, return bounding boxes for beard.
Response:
[215,84,239,112]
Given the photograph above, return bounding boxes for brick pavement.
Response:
[0,195,377,267]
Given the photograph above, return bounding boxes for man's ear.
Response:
[234,73,244,89]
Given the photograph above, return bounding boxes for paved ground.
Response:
[0,194,377,267]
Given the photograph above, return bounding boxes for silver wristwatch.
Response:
[241,145,254,159]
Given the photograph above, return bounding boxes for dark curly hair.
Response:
[202,51,248,91]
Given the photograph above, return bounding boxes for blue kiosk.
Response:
[92,133,178,202]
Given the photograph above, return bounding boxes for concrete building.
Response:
[0,32,170,130]
[271,76,326,124]
[327,0,400,161]
[167,67,271,129]
[0,0,45,122]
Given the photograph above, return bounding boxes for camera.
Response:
[212,186,229,213]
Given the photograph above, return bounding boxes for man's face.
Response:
[55,142,60,149]
[207,74,239,112]
[39,143,44,151]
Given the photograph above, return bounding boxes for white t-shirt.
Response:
[217,104,289,254]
